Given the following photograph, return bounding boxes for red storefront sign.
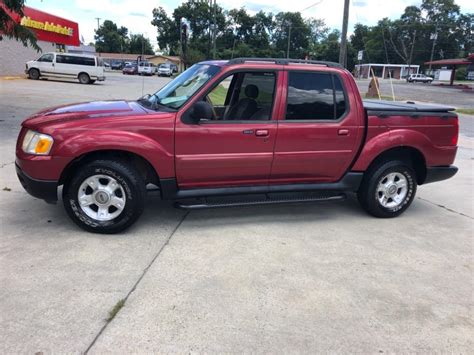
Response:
[2,4,80,46]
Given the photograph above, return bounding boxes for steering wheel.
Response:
[205,96,218,120]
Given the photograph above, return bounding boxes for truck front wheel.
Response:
[63,159,146,233]
[358,160,417,218]
[28,68,40,80]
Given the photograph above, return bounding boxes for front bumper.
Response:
[16,163,58,203]
[423,165,458,184]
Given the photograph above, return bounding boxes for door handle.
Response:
[338,129,349,136]
[255,129,269,137]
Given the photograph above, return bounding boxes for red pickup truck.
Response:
[16,58,458,233]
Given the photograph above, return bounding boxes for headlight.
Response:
[22,130,54,155]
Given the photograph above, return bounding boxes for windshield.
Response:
[140,64,220,110]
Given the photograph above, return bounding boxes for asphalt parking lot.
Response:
[1,72,473,353]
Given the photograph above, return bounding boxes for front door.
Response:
[175,70,280,189]
[36,53,55,76]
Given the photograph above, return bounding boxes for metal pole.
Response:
[212,0,217,59]
[231,38,236,59]
[287,25,292,58]
[339,0,350,67]
[95,17,101,31]
[408,29,416,76]
[428,26,439,71]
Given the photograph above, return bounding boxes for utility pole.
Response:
[428,25,439,71]
[338,0,350,67]
[407,29,417,77]
[95,17,101,32]
[212,0,217,59]
[286,24,292,58]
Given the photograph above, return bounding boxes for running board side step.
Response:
[176,193,346,210]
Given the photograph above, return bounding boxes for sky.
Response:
[26,0,474,51]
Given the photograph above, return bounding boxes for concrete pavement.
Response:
[0,73,473,353]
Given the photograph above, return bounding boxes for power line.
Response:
[300,0,325,12]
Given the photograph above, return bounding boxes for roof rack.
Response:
[226,57,343,68]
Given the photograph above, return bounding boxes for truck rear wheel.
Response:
[78,73,90,84]
[358,160,417,218]
[63,159,146,233]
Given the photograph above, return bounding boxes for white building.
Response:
[355,63,420,80]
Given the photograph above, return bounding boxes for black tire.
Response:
[78,72,90,84]
[63,159,146,234]
[357,160,417,218]
[29,68,40,80]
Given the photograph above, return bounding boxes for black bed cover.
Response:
[363,99,455,113]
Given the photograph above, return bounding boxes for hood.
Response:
[23,100,150,127]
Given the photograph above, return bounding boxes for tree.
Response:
[151,6,179,55]
[386,12,421,66]
[273,12,310,58]
[94,20,129,53]
[311,30,341,63]
[0,0,40,51]
[456,13,473,55]
[129,34,154,55]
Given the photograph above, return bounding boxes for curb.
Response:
[0,76,25,80]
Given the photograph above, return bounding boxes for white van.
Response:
[138,61,153,76]
[26,52,105,84]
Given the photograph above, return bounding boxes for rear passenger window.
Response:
[56,55,95,66]
[286,72,347,121]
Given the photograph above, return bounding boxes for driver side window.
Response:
[38,54,54,63]
[205,71,276,121]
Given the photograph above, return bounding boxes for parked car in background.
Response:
[407,74,433,83]
[111,61,124,70]
[170,63,178,73]
[26,52,105,84]
[138,61,153,76]
[122,64,138,75]
[157,63,173,77]
[16,58,459,233]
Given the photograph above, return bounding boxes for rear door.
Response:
[175,70,281,189]
[270,70,364,184]
[54,54,75,78]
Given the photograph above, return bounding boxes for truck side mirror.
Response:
[190,101,213,123]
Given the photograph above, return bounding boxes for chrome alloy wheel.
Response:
[376,172,408,209]
[77,174,126,221]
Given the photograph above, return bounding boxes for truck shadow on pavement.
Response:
[3,189,432,237]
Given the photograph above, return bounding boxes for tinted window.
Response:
[334,76,347,118]
[286,72,346,121]
[56,55,95,66]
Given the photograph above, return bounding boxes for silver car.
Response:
[157,64,173,77]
